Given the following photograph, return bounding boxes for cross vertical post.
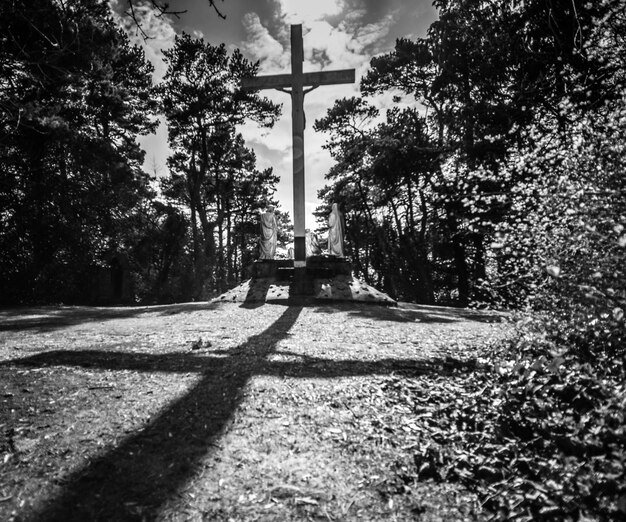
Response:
[290,25,306,267]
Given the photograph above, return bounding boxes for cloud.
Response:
[108,0,177,81]
[304,20,359,68]
[273,0,346,24]
[241,13,287,72]
[350,15,395,50]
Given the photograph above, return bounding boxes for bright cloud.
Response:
[274,0,345,24]
[241,13,287,72]
[305,20,359,68]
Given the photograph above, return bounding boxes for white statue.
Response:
[305,229,321,257]
[327,203,345,257]
[259,206,277,259]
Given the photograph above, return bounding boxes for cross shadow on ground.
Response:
[2,306,302,520]
[1,305,482,521]
[0,302,220,333]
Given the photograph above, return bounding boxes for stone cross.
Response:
[242,24,355,268]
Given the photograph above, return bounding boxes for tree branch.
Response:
[125,1,226,41]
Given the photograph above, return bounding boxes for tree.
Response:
[331,0,621,305]
[0,0,157,303]
[159,36,280,295]
[315,100,443,302]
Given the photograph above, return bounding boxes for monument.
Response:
[217,24,396,305]
[242,24,354,272]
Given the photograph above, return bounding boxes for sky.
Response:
[117,0,438,228]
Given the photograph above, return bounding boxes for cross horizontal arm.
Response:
[306,69,355,88]
[241,69,355,91]
[242,73,293,91]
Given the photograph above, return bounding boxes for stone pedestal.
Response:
[305,255,352,278]
[215,256,396,306]
[251,256,352,293]
[251,259,293,279]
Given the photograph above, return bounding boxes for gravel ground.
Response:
[0,301,511,521]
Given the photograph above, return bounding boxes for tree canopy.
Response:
[316,0,625,308]
[0,0,157,303]
[0,1,286,303]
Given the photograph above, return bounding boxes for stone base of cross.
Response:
[242,24,355,269]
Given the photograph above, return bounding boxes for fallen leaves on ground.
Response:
[373,318,626,521]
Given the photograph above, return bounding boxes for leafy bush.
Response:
[458,36,626,519]
[386,3,626,518]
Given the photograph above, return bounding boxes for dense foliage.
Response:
[0,0,157,304]
[315,0,624,309]
[0,1,286,304]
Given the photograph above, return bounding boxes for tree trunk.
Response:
[447,209,469,306]
[190,205,203,300]
[416,189,434,303]
[226,209,234,287]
